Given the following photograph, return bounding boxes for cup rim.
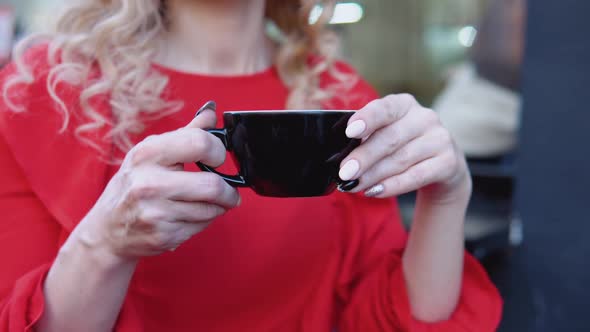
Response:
[224,110,356,115]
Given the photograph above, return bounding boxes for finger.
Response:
[345,94,418,139]
[129,169,241,209]
[170,201,227,223]
[161,170,241,208]
[140,199,227,223]
[170,172,241,209]
[363,156,447,198]
[128,127,227,167]
[187,106,217,130]
[352,132,446,192]
[339,108,431,181]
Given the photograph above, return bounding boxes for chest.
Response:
[109,80,345,318]
[129,191,344,323]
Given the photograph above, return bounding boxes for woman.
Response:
[0,0,501,331]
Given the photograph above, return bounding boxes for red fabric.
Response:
[0,46,502,331]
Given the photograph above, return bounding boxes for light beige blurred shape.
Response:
[433,64,520,157]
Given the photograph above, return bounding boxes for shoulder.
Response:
[319,60,380,110]
[0,42,53,89]
[0,41,104,136]
[0,42,84,154]
[0,43,111,232]
[0,42,61,117]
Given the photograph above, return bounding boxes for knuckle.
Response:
[129,141,157,166]
[202,204,224,220]
[358,169,373,188]
[398,93,418,107]
[206,133,227,165]
[395,147,412,169]
[383,94,398,107]
[200,173,226,199]
[148,231,171,249]
[422,108,440,126]
[187,129,209,157]
[363,99,379,112]
[385,129,402,154]
[388,175,403,191]
[137,206,165,225]
[435,128,453,145]
[396,94,418,113]
[383,96,401,122]
[442,153,459,174]
[383,94,417,121]
[428,126,451,146]
[127,176,160,201]
[117,167,133,188]
[408,167,428,188]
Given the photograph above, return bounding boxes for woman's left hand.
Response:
[339,94,471,202]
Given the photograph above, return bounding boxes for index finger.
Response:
[345,94,416,139]
[128,128,227,167]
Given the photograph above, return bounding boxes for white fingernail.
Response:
[365,184,385,197]
[339,160,360,181]
[346,120,366,138]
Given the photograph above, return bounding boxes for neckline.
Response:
[152,62,277,81]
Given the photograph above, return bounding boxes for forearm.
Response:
[35,225,137,332]
[402,181,471,322]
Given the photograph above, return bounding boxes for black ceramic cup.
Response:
[196,101,360,197]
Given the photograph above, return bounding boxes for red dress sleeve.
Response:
[334,193,502,332]
[326,65,503,331]
[0,45,112,331]
[0,131,59,331]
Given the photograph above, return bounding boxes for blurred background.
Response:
[0,0,588,331]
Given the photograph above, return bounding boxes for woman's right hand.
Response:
[71,109,240,264]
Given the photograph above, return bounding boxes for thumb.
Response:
[187,101,217,129]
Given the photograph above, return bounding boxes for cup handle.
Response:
[196,128,248,187]
[195,101,248,187]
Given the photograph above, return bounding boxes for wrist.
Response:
[63,218,138,272]
[61,233,137,273]
[418,164,472,207]
[41,220,138,332]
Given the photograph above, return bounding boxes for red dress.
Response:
[0,46,501,331]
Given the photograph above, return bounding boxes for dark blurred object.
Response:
[499,0,590,330]
[472,0,526,91]
[464,155,520,259]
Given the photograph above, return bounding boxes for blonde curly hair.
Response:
[3,0,350,153]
